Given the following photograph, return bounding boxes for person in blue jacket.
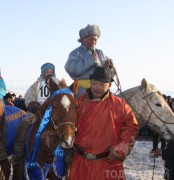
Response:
[64,24,115,98]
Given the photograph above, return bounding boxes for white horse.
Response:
[118,78,174,141]
[117,78,174,179]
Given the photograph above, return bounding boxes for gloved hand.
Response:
[104,59,117,79]
[45,74,54,85]
[27,101,41,114]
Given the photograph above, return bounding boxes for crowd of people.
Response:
[3,92,27,112]
[163,94,174,113]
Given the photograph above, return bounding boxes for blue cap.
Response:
[41,62,55,75]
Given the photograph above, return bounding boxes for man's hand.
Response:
[107,148,120,163]
[151,149,162,158]
[103,59,111,68]
[92,52,98,61]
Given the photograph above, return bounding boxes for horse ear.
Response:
[58,78,66,89]
[69,80,79,95]
[141,78,149,91]
[48,77,59,95]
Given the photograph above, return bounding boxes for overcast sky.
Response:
[1,0,174,96]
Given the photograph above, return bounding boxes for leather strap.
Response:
[76,145,109,160]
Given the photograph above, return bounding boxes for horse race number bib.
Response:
[37,80,50,104]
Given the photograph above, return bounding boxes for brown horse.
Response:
[0,78,78,180]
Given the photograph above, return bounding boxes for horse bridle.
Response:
[141,90,163,124]
[49,88,77,134]
[140,89,174,137]
[51,118,76,133]
[120,88,174,138]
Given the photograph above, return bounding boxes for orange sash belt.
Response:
[78,79,90,89]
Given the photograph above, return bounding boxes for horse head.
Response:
[38,78,78,149]
[118,78,174,140]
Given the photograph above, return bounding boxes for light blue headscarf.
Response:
[41,62,55,76]
[0,76,6,100]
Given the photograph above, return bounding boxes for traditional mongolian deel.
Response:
[5,106,26,155]
[69,93,138,180]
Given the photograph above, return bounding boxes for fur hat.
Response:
[89,67,114,83]
[41,62,55,75]
[78,24,101,42]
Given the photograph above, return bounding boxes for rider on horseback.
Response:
[12,62,60,166]
[64,24,117,98]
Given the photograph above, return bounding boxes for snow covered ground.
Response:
[2,139,165,180]
[124,139,164,180]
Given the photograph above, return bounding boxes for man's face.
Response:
[82,35,98,49]
[12,96,16,101]
[43,69,54,78]
[90,80,111,99]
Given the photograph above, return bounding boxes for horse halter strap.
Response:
[141,90,159,124]
[52,120,76,132]
[51,88,74,98]
[140,88,174,138]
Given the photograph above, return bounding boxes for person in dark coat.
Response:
[3,92,14,106]
[15,95,27,112]
[153,147,174,180]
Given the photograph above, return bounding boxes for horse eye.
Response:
[155,103,162,107]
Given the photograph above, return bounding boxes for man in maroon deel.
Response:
[69,66,139,180]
